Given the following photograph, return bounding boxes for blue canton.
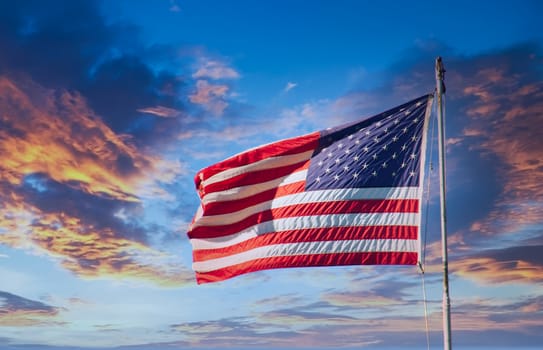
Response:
[306,95,429,190]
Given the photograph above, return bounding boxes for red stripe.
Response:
[196,132,320,184]
[192,226,418,261]
[203,161,309,194]
[188,199,419,239]
[195,251,418,284]
[203,181,306,215]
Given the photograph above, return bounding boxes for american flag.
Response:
[188,94,433,284]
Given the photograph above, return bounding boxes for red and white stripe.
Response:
[188,132,421,284]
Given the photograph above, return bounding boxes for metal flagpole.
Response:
[435,57,452,350]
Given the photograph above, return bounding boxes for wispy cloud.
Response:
[451,244,543,284]
[189,79,229,116]
[137,105,182,118]
[284,81,297,92]
[192,58,240,80]
[0,195,193,286]
[0,291,62,326]
[460,66,543,236]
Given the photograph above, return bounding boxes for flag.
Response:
[188,94,433,284]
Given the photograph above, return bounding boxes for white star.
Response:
[409,171,416,177]
[377,121,382,127]
[354,155,360,161]
[363,146,369,152]
[384,127,389,133]
[325,168,331,173]
[348,134,354,139]
[372,170,378,176]
[334,174,340,181]
[401,162,406,168]
[373,136,380,143]
[392,135,399,142]
[392,172,397,177]
[328,152,333,157]
[362,163,368,169]
[343,165,349,171]
[411,135,418,142]
[318,160,323,166]
[402,127,408,133]
[316,177,321,182]
[337,143,343,149]
[405,110,411,115]
[413,117,419,123]
[345,149,351,154]
[335,158,341,164]
[394,119,400,124]
[416,101,422,107]
[355,139,361,145]
[402,144,407,151]
[410,153,416,159]
[382,144,388,151]
[353,172,359,179]
[382,162,387,168]
[392,152,397,159]
[365,130,371,136]
[372,153,378,160]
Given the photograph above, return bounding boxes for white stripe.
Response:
[202,169,307,205]
[190,212,419,250]
[193,187,420,229]
[202,150,314,187]
[193,238,418,272]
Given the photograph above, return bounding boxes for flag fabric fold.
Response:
[188,94,434,284]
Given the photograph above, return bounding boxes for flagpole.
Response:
[435,57,452,350]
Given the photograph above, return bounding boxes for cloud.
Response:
[0,1,185,143]
[0,1,203,287]
[284,81,297,92]
[0,76,153,202]
[192,58,240,80]
[189,79,229,115]
[0,291,61,326]
[137,106,182,118]
[0,75,192,285]
[0,191,193,287]
[451,245,543,284]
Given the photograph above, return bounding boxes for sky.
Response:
[0,0,542,349]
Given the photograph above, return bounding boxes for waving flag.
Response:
[188,94,433,284]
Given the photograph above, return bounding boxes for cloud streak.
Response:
[0,291,61,326]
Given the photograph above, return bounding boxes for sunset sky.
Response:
[1,0,542,349]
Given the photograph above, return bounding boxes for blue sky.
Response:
[1,0,542,349]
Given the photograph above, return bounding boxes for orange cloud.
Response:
[0,291,62,327]
[0,76,166,202]
[452,257,543,284]
[460,65,543,236]
[0,197,193,286]
[189,79,229,115]
[0,76,191,285]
